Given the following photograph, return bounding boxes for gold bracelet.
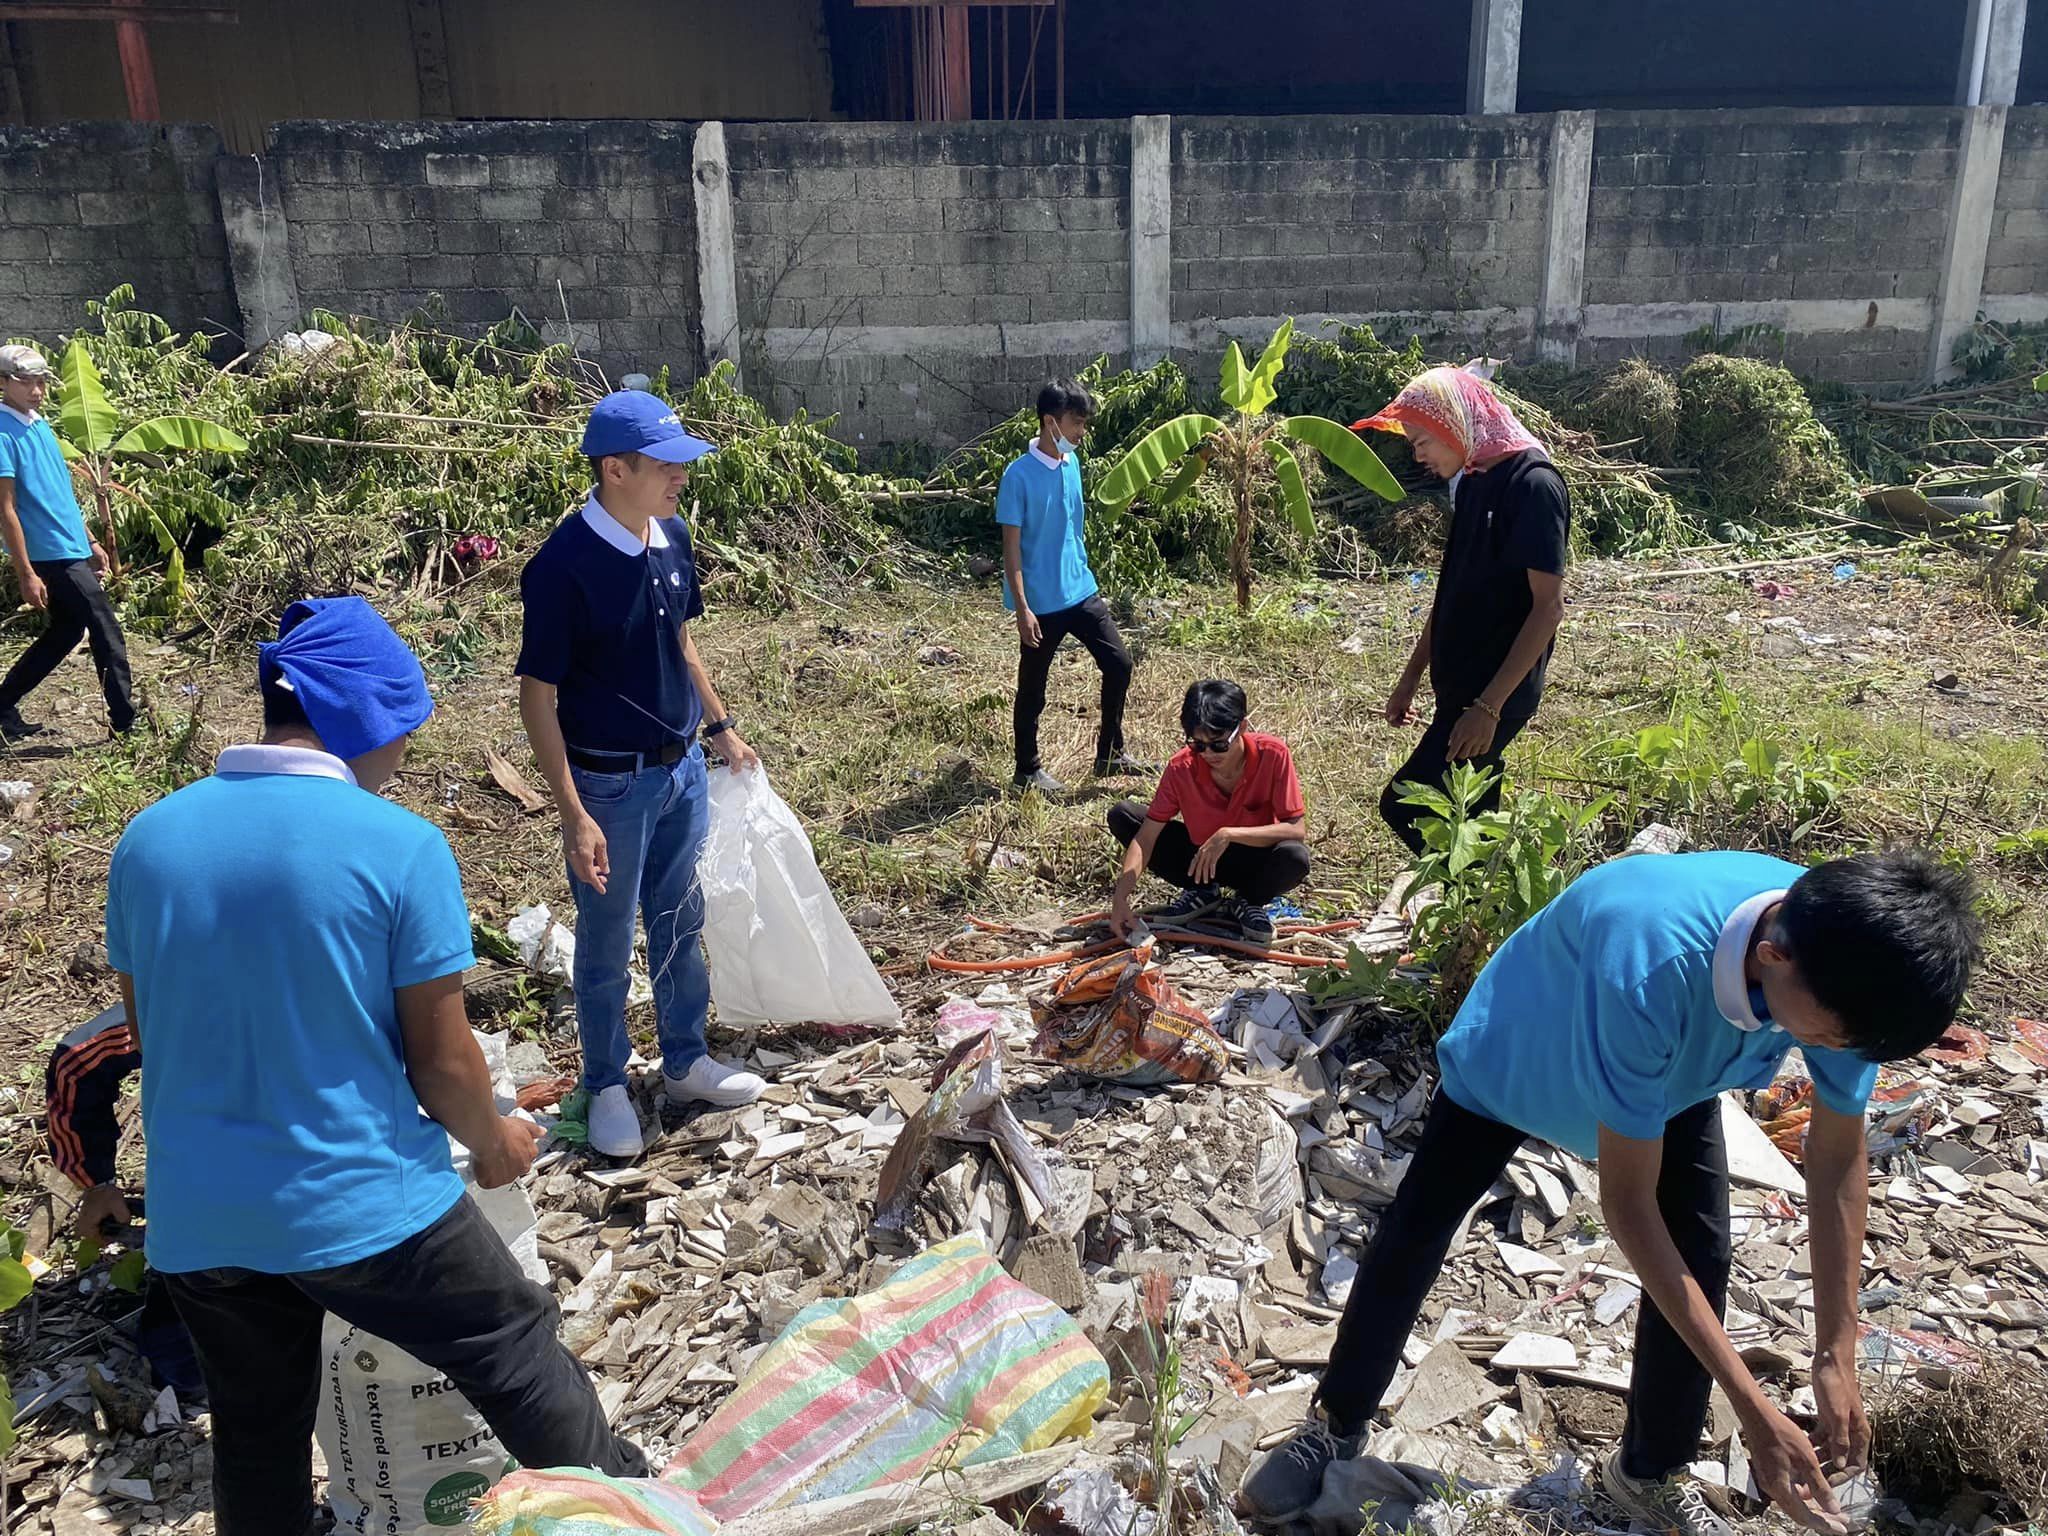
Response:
[1469,697,1501,722]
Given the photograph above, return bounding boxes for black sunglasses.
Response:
[1186,728,1238,754]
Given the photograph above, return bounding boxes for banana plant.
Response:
[1097,318,1402,609]
[50,337,248,598]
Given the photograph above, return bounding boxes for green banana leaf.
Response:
[1282,415,1403,502]
[1097,413,1224,509]
[112,416,250,456]
[1265,440,1314,539]
[1219,342,1251,412]
[54,340,118,456]
[1246,317,1294,413]
[1155,453,1207,503]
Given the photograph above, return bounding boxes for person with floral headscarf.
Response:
[1353,365,1570,853]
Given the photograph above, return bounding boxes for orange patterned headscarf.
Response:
[1352,365,1543,468]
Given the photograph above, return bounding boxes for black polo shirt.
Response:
[1428,449,1570,723]
[515,497,705,755]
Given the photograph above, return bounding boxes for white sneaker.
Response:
[586,1083,644,1158]
[664,1055,766,1108]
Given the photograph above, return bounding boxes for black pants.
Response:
[1378,704,1529,856]
[0,558,134,730]
[1015,594,1132,776]
[1318,1092,1730,1481]
[162,1195,646,1536]
[1108,799,1312,904]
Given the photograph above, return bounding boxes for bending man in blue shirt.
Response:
[1243,849,1980,1536]
[107,598,645,1535]
[517,391,768,1161]
[0,344,135,742]
[999,378,1147,794]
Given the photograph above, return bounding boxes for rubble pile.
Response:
[4,934,2045,1535]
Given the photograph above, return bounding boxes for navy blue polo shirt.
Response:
[516,494,705,754]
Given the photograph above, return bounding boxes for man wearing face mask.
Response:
[999,378,1149,795]
[1354,365,1570,854]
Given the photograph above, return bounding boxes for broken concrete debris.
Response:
[6,934,2046,1535]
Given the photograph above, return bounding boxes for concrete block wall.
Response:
[0,123,232,343]
[1985,105,2048,298]
[1580,108,1962,384]
[10,106,2048,444]
[1171,115,1553,358]
[262,120,701,365]
[726,121,1131,447]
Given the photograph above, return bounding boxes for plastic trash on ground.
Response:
[698,767,900,1030]
[475,1235,1108,1533]
[472,1470,717,1536]
[508,903,576,984]
[1029,942,1228,1087]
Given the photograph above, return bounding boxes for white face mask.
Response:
[1054,433,1080,457]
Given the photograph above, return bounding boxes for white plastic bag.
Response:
[316,1031,544,1533]
[699,767,900,1028]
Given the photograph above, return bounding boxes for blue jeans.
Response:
[568,745,711,1092]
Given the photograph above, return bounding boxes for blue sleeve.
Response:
[1803,1045,1879,1118]
[1579,958,1688,1142]
[104,836,132,975]
[391,830,476,988]
[995,463,1026,528]
[0,433,17,480]
[514,549,576,685]
[678,528,706,623]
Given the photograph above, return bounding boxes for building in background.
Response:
[1,0,2045,152]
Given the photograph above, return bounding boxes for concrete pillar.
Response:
[1129,114,1172,367]
[1467,0,1522,116]
[1959,0,2028,105]
[1929,105,2009,382]
[1536,111,1596,365]
[691,121,743,387]
[215,154,300,349]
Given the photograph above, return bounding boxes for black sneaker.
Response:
[1152,885,1223,926]
[0,707,44,743]
[1092,751,1155,777]
[1012,767,1067,795]
[1241,1416,1362,1522]
[1228,899,1278,945]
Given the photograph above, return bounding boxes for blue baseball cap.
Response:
[581,390,716,464]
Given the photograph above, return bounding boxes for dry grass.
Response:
[1870,1357,2048,1520]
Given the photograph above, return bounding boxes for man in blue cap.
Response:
[518,390,767,1160]
[105,597,647,1535]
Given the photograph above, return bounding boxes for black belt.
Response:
[565,740,690,773]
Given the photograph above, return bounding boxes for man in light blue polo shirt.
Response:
[107,597,644,1535]
[1245,849,1980,1536]
[0,344,134,742]
[999,378,1147,794]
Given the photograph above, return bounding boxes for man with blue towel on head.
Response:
[105,596,646,1536]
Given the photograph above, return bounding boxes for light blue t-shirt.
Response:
[1437,851,1880,1160]
[995,447,1097,615]
[106,747,475,1275]
[0,408,91,564]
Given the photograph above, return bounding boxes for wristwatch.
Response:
[704,716,737,739]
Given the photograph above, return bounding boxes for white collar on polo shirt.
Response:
[1029,443,1065,470]
[215,743,358,785]
[581,490,671,554]
[1710,888,1788,1033]
[0,402,38,427]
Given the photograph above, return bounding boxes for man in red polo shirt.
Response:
[1107,679,1309,945]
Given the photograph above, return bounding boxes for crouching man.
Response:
[106,597,646,1535]
[1243,849,1979,1536]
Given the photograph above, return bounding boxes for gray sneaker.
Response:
[1240,1417,1362,1522]
[1601,1450,1735,1536]
[1013,767,1066,795]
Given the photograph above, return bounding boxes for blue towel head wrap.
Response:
[257,597,433,760]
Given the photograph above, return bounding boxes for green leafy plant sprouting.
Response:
[1097,319,1403,610]
[1320,765,1606,1029]
[0,1217,39,1456]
